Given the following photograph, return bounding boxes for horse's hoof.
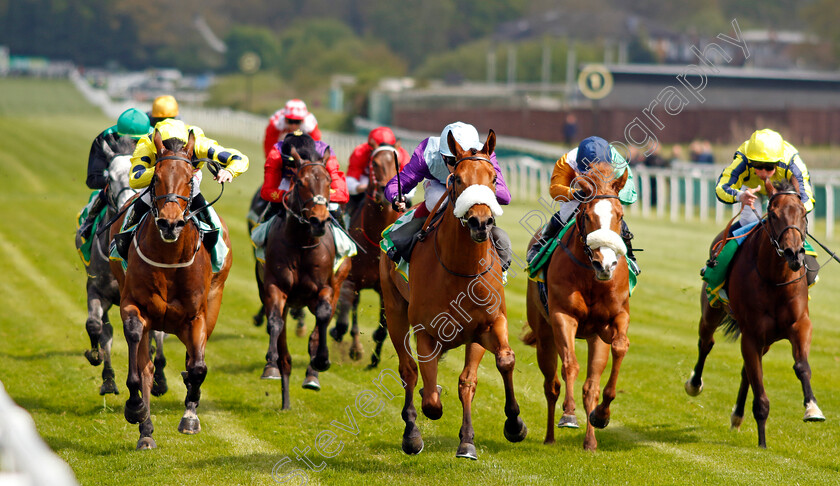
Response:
[685,374,703,396]
[151,376,168,397]
[455,442,477,460]
[589,410,610,429]
[730,412,743,430]
[252,313,264,327]
[178,415,201,435]
[136,437,157,450]
[366,356,381,370]
[421,403,443,421]
[295,322,307,338]
[349,345,364,361]
[124,399,149,425]
[99,379,119,396]
[401,434,424,455]
[329,326,344,343]
[504,417,528,443]
[85,349,103,366]
[302,376,321,391]
[261,365,281,380]
[310,356,331,373]
[557,414,579,429]
[804,401,826,422]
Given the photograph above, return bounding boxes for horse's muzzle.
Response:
[783,246,805,271]
[591,259,618,281]
[467,216,494,243]
[309,217,327,237]
[156,218,186,243]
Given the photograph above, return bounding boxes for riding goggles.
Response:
[749,161,778,172]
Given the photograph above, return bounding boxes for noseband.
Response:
[575,194,621,264]
[150,155,194,219]
[283,161,331,226]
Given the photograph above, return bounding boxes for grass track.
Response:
[1,79,840,485]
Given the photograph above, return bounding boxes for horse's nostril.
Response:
[175,220,186,228]
[487,217,495,227]
[467,216,480,229]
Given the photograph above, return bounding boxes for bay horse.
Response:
[75,154,167,397]
[257,145,351,408]
[110,130,232,450]
[685,179,825,448]
[522,162,631,451]
[248,187,307,337]
[331,145,401,368]
[380,129,527,460]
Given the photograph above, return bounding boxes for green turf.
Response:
[2,79,840,485]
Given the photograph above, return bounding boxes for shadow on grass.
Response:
[0,349,79,361]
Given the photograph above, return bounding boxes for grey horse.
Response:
[75,154,168,396]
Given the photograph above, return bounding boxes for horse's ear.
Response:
[185,129,196,158]
[321,147,332,165]
[153,129,164,154]
[483,129,496,156]
[394,139,402,150]
[289,146,302,167]
[790,175,800,195]
[612,167,629,194]
[765,178,776,196]
[447,131,461,158]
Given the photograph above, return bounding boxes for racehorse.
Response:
[522,162,631,451]
[685,179,825,448]
[75,155,167,397]
[110,130,232,450]
[380,129,527,460]
[257,145,351,408]
[331,145,401,368]
[248,187,307,337]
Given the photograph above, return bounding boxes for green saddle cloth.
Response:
[76,190,105,266]
[250,217,357,273]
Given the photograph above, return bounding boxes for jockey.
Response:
[77,108,152,241]
[114,118,249,255]
[148,94,179,127]
[383,121,513,270]
[263,99,322,158]
[714,128,817,283]
[525,136,640,274]
[260,131,348,224]
[345,126,410,216]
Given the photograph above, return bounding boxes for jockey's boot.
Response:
[330,205,347,230]
[78,189,108,241]
[621,220,641,275]
[490,226,513,271]
[387,217,424,263]
[114,199,150,258]
[805,254,819,287]
[263,202,284,223]
[525,211,564,265]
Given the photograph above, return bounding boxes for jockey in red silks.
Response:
[345,126,410,216]
[260,131,348,224]
[263,99,322,158]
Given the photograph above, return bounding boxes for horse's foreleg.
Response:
[136,330,156,450]
[178,318,208,435]
[591,312,630,431]
[368,293,389,369]
[309,289,333,372]
[455,342,484,460]
[552,312,580,427]
[151,331,168,397]
[415,333,442,421]
[122,306,149,428]
[686,285,725,396]
[790,317,825,422]
[741,336,769,448]
[262,284,287,380]
[99,314,119,395]
[330,281,353,343]
[84,288,105,366]
[529,303,562,443]
[483,316,528,445]
[253,264,266,327]
[731,366,749,429]
[582,336,610,451]
[349,291,364,361]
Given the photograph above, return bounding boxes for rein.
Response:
[283,161,330,226]
[753,191,808,286]
[132,213,201,269]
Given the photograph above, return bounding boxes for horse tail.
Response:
[520,322,538,347]
[721,314,741,340]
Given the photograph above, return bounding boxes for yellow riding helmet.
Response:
[151,95,179,119]
[745,129,784,163]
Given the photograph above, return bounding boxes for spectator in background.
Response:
[671,144,684,164]
[690,139,715,164]
[263,99,322,158]
[563,113,578,146]
[643,140,670,168]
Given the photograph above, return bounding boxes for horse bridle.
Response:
[366,145,398,202]
[761,190,806,257]
[149,155,194,219]
[574,194,622,264]
[283,161,331,226]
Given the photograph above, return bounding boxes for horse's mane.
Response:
[773,180,796,193]
[162,138,187,153]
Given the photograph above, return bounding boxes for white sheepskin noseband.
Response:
[453,184,504,218]
[586,228,627,256]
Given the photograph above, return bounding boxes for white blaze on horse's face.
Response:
[586,199,627,280]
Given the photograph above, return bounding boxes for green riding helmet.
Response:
[117,108,152,139]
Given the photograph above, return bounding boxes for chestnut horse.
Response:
[110,130,232,450]
[331,145,401,368]
[380,129,527,460]
[257,146,351,409]
[522,162,631,451]
[685,179,825,448]
[75,155,168,397]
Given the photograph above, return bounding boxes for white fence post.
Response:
[670,174,679,222]
[699,176,709,222]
